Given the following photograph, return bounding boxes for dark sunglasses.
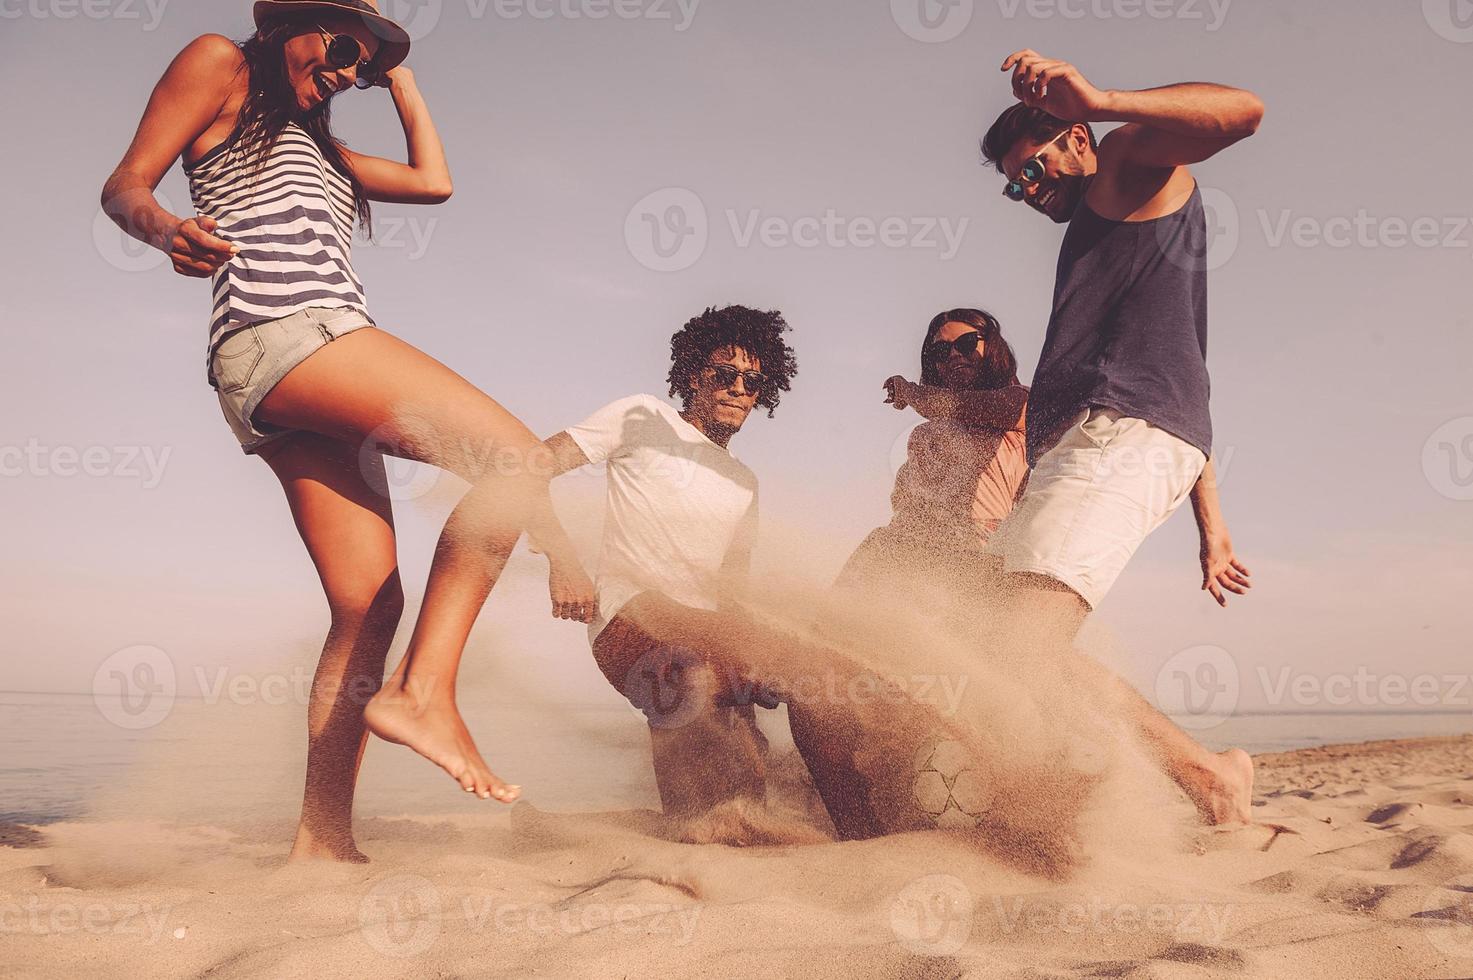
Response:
[703,362,769,393]
[317,26,384,90]
[1003,128,1073,202]
[926,330,983,362]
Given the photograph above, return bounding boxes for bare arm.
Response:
[101,34,243,277]
[884,378,1027,430]
[533,433,599,622]
[342,66,453,204]
[1190,458,1252,607]
[1002,50,1264,168]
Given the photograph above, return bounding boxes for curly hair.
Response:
[667,306,798,418]
[981,103,1096,175]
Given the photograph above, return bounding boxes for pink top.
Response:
[887,420,1029,552]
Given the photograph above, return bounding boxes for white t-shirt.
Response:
[565,394,759,641]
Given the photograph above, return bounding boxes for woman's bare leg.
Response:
[257,328,552,801]
[260,432,404,862]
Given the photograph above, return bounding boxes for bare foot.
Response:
[365,687,520,802]
[289,828,371,864]
[1196,748,1254,826]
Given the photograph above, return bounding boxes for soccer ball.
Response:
[912,738,990,829]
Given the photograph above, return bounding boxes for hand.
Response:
[549,560,598,624]
[883,376,914,411]
[1001,50,1108,123]
[168,215,236,278]
[383,64,413,87]
[1199,528,1252,607]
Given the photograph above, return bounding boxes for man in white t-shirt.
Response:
[539,306,796,818]
[532,309,1086,864]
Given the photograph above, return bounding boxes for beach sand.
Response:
[5,735,1473,979]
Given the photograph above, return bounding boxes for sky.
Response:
[1,0,1470,720]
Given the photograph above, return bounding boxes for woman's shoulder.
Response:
[169,34,246,80]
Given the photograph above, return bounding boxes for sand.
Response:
[5,735,1473,979]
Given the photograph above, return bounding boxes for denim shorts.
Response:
[208,306,374,455]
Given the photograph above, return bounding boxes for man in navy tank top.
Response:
[978,51,1265,826]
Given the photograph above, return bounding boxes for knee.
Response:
[628,657,729,729]
[326,570,405,635]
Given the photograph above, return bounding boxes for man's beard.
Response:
[1041,167,1088,223]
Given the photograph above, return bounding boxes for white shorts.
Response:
[984,408,1207,610]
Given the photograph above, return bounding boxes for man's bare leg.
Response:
[608,593,1030,843]
[594,611,768,819]
[999,573,1254,826]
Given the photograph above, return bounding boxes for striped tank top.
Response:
[184,121,372,350]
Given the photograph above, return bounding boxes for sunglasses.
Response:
[1002,128,1074,202]
[703,362,769,393]
[317,26,384,90]
[926,330,983,362]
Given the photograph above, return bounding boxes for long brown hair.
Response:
[919,308,1019,390]
[231,15,372,234]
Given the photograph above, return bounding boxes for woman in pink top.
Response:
[838,308,1030,593]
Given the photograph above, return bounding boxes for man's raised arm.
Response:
[1002,50,1264,167]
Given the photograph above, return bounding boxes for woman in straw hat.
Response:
[102,1,594,862]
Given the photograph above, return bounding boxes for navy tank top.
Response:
[1025,179,1212,467]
